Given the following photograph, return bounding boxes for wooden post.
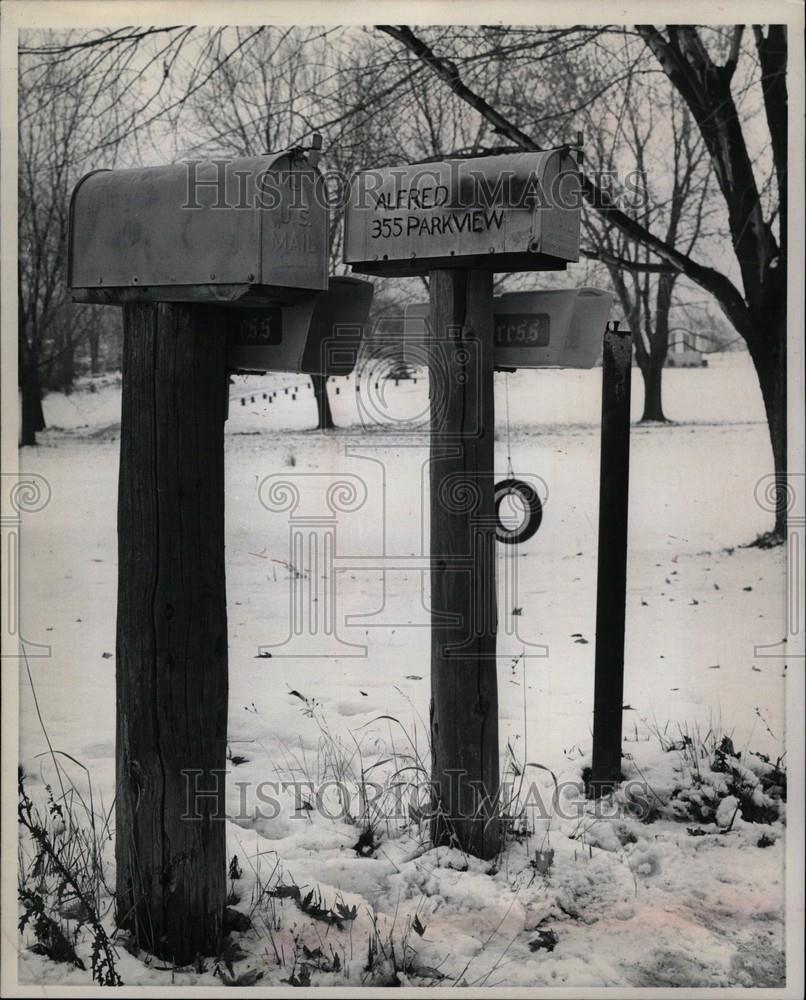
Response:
[590,323,633,795]
[429,269,500,859]
[116,302,228,963]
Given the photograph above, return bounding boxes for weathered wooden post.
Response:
[345,149,582,858]
[428,268,499,858]
[116,302,228,960]
[590,322,633,794]
[67,150,342,961]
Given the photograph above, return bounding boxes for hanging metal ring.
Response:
[494,478,543,545]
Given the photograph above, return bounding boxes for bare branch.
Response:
[377,26,541,149]
[378,24,753,339]
[725,25,745,79]
[580,249,676,273]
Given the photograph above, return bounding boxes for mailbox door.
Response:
[259,165,328,293]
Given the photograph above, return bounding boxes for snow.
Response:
[16,352,788,988]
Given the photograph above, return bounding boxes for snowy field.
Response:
[17,352,788,988]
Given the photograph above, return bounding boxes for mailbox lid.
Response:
[344,149,580,276]
[226,276,373,375]
[69,151,328,301]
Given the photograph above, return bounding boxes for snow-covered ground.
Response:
[16,353,788,988]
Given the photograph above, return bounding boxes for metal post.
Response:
[591,322,633,794]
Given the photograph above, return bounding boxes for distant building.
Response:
[666,346,706,368]
[666,331,709,368]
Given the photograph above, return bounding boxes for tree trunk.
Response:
[89,321,100,375]
[747,319,787,541]
[35,389,46,432]
[20,361,41,447]
[58,325,76,393]
[311,374,334,430]
[429,269,500,860]
[637,271,672,424]
[639,359,666,422]
[116,302,228,964]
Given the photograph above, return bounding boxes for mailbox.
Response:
[493,287,613,369]
[226,276,373,376]
[68,151,328,307]
[344,149,580,276]
[402,287,612,370]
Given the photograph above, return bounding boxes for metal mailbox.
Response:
[493,287,613,369]
[226,276,373,375]
[344,149,580,276]
[68,151,328,307]
[402,287,612,370]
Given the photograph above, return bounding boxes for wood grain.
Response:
[428,269,500,859]
[116,302,228,962]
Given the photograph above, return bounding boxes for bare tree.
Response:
[18,27,174,441]
[583,86,711,421]
[17,26,268,443]
[18,39,93,443]
[377,24,789,541]
[180,28,451,427]
[21,24,789,536]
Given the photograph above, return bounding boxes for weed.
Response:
[361,906,419,985]
[643,718,787,826]
[18,773,121,985]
